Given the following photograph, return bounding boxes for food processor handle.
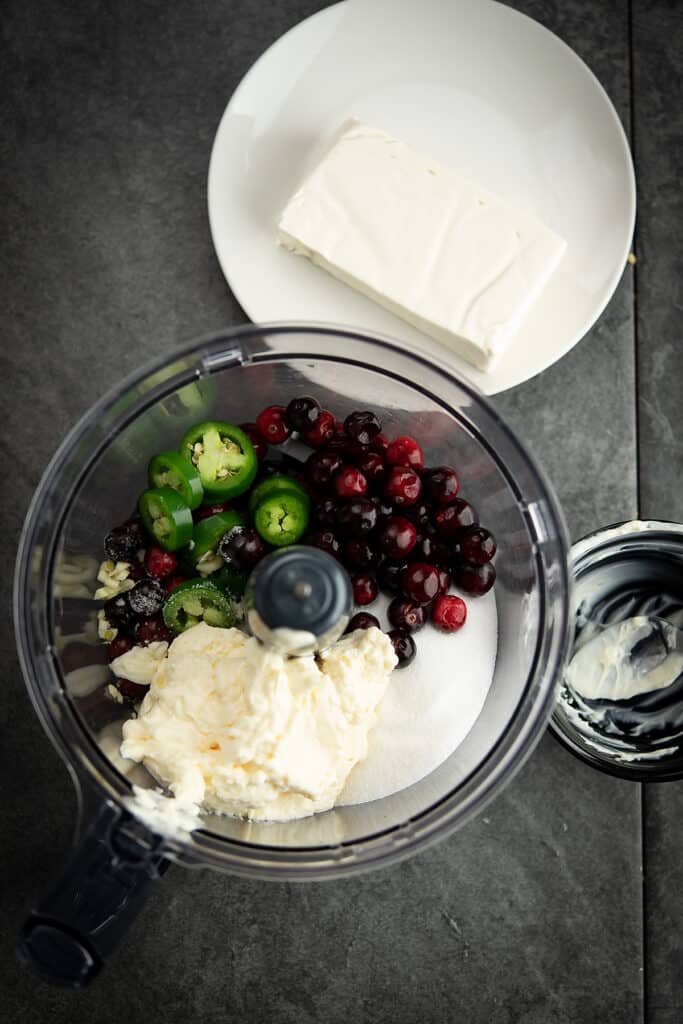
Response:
[17,800,169,987]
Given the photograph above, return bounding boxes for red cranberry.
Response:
[385,466,422,507]
[310,529,341,559]
[401,562,441,605]
[405,501,434,529]
[344,410,382,445]
[452,561,496,596]
[437,568,451,594]
[128,578,165,617]
[417,533,451,566]
[372,432,389,453]
[378,516,417,560]
[431,594,468,632]
[334,466,368,499]
[345,612,381,633]
[127,559,146,581]
[218,526,267,569]
[352,572,378,606]
[306,451,344,490]
[434,499,478,539]
[356,450,386,490]
[370,495,395,520]
[135,615,174,645]
[144,546,178,579]
[459,526,497,564]
[377,561,407,594]
[422,466,460,505]
[388,598,426,632]
[107,635,135,661]
[193,502,232,522]
[325,435,369,462]
[256,405,290,445]
[386,435,424,470]
[388,628,416,668]
[239,422,268,460]
[344,538,378,569]
[324,433,351,453]
[312,497,340,527]
[304,409,336,448]
[334,419,347,437]
[285,396,321,433]
[116,678,150,702]
[164,575,189,594]
[338,498,378,537]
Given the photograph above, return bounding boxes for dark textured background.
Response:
[1,1,681,1021]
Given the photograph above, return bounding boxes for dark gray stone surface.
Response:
[632,3,683,1023]
[1,736,642,1024]
[1,0,676,1021]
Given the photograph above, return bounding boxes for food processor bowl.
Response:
[14,324,570,984]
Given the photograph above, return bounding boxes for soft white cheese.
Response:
[277,120,566,371]
[120,622,397,821]
[110,641,169,685]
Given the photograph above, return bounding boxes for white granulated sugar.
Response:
[339,587,497,805]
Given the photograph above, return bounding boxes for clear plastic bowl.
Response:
[14,325,570,982]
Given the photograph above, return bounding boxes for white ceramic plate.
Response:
[208,0,635,395]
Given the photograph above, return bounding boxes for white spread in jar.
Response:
[120,622,397,821]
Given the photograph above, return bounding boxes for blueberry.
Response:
[103,593,136,630]
[218,526,268,569]
[128,579,165,617]
[104,521,142,561]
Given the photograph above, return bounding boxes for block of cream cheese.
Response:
[277,120,567,371]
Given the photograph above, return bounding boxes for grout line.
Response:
[627,0,642,523]
[641,786,649,1024]
[627,4,646,1024]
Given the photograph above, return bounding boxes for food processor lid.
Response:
[245,546,352,655]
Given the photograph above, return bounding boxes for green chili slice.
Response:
[148,451,204,510]
[253,489,310,547]
[162,578,235,633]
[190,510,245,567]
[248,473,309,515]
[138,487,193,552]
[180,421,257,499]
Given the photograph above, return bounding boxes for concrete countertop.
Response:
[1,2,681,1021]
